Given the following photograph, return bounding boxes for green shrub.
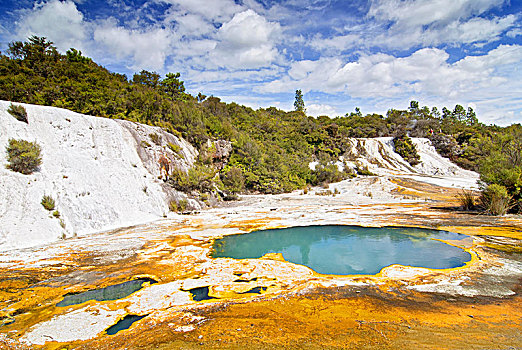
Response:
[356,164,376,176]
[168,199,188,212]
[456,189,475,210]
[393,135,421,166]
[479,184,512,216]
[7,104,28,123]
[149,133,162,145]
[310,163,355,186]
[429,133,461,160]
[221,166,245,193]
[170,163,216,192]
[6,139,42,174]
[167,142,182,157]
[52,210,60,218]
[41,195,55,211]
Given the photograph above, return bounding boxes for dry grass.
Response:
[456,189,476,210]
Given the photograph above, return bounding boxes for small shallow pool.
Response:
[212,225,472,275]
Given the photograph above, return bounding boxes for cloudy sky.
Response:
[1,0,521,124]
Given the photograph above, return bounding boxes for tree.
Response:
[133,70,161,88]
[294,89,305,112]
[466,107,478,126]
[408,100,419,114]
[452,104,466,122]
[161,72,185,98]
[197,92,207,102]
[66,48,91,63]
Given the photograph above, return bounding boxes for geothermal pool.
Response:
[212,225,472,275]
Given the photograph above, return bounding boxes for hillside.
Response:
[0,100,197,250]
[1,101,482,251]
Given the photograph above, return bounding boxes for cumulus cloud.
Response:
[371,14,518,48]
[211,10,282,69]
[15,0,88,52]
[158,0,243,22]
[260,45,522,101]
[307,104,338,117]
[309,0,516,53]
[368,0,506,28]
[506,28,522,38]
[93,20,175,71]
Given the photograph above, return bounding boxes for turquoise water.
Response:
[212,225,471,275]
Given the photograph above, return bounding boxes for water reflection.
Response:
[212,226,471,275]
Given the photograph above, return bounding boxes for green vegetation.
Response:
[479,184,512,216]
[41,195,55,211]
[355,164,377,176]
[456,190,476,211]
[1,37,520,213]
[6,139,42,174]
[149,133,162,145]
[167,142,182,156]
[169,163,217,193]
[294,89,305,112]
[169,199,188,212]
[310,163,355,186]
[393,135,420,166]
[52,210,60,218]
[7,103,28,123]
[221,166,245,194]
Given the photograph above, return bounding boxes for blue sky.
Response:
[1,0,521,125]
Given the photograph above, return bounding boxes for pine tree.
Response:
[294,89,305,113]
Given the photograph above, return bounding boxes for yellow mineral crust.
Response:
[0,177,520,349]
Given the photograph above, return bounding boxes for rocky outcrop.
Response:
[0,101,198,250]
[342,137,478,178]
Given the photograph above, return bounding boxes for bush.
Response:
[41,195,55,211]
[393,135,421,166]
[7,104,28,123]
[168,142,182,157]
[429,133,461,160]
[221,166,245,193]
[356,164,376,176]
[170,163,216,192]
[310,163,355,186]
[479,184,512,216]
[6,139,42,174]
[168,199,188,212]
[52,210,60,218]
[149,133,162,145]
[456,189,475,210]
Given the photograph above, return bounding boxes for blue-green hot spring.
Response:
[211,225,472,275]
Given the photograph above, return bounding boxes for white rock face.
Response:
[343,137,479,181]
[0,101,198,251]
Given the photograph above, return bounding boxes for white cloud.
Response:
[307,104,338,117]
[158,0,243,22]
[309,33,361,53]
[93,20,175,71]
[362,0,516,49]
[211,10,282,69]
[368,0,506,28]
[372,14,517,48]
[506,28,522,38]
[15,0,88,52]
[305,0,516,54]
[260,45,522,103]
